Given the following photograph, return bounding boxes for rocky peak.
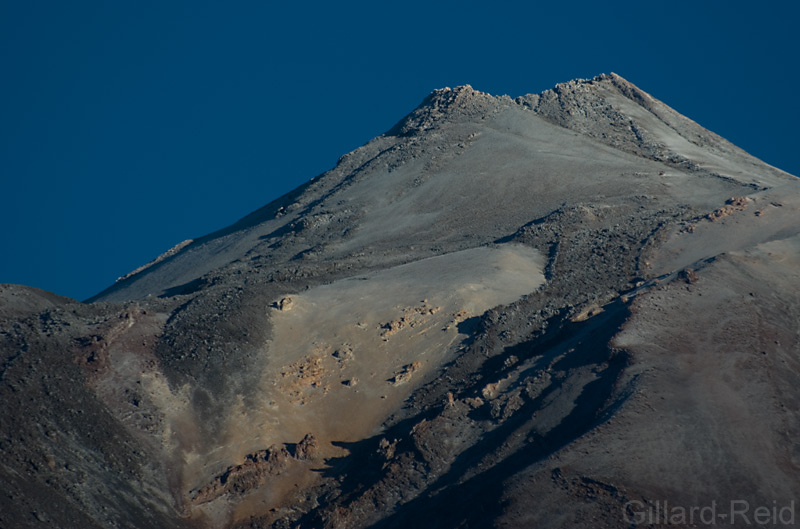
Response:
[387,84,499,137]
[516,72,649,109]
[426,84,482,107]
[3,72,799,529]
[515,73,793,188]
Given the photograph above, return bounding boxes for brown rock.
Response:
[295,433,318,461]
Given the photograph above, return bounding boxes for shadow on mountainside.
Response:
[289,300,632,528]
[371,301,632,529]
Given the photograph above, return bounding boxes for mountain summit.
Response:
[2,74,799,529]
[91,73,792,305]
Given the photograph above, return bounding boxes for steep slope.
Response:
[2,74,799,529]
[0,286,181,529]
[91,75,792,304]
[520,72,792,189]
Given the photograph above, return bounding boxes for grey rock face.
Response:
[2,74,799,529]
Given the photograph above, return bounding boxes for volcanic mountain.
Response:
[2,73,798,529]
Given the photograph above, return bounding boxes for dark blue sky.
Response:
[2,1,797,301]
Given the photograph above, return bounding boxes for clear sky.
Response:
[2,1,797,301]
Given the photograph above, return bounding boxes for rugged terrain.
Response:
[1,73,798,528]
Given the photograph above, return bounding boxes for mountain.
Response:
[1,73,798,529]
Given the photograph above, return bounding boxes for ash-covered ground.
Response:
[2,74,799,529]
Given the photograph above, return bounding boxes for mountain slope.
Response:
[2,74,799,529]
[91,74,793,304]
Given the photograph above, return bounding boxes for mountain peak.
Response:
[432,83,476,95]
[387,84,498,136]
[3,72,800,529]
[390,75,652,138]
[516,73,793,188]
[521,72,654,109]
